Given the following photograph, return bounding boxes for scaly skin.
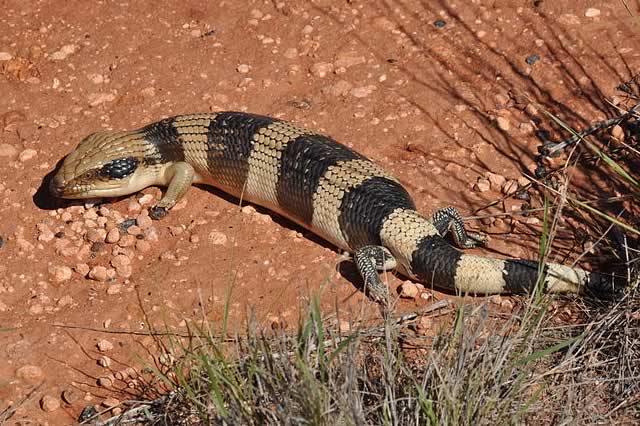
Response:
[50,112,622,302]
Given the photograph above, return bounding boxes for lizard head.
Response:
[50,130,160,199]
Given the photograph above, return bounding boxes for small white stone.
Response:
[0,52,13,61]
[237,64,251,74]
[49,44,78,60]
[350,85,376,98]
[138,194,154,205]
[18,148,37,162]
[309,62,333,78]
[88,266,108,281]
[495,116,510,131]
[49,265,72,283]
[16,365,44,381]
[486,172,506,190]
[105,228,121,244]
[399,281,420,299]
[208,231,228,245]
[87,92,115,107]
[97,339,114,352]
[501,180,519,195]
[40,395,60,412]
[474,178,491,193]
[611,124,624,140]
[585,8,601,18]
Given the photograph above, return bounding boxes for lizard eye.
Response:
[99,157,139,179]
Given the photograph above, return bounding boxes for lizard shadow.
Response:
[33,157,66,211]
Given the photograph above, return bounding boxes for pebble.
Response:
[501,180,519,195]
[334,51,365,68]
[107,284,122,295]
[74,263,90,276]
[49,44,78,60]
[169,226,184,236]
[135,239,151,252]
[486,172,506,190]
[87,92,116,107]
[399,281,420,299]
[18,148,37,162]
[40,395,60,412]
[126,225,142,236]
[585,8,601,18]
[524,104,538,116]
[86,228,106,243]
[558,14,580,25]
[237,64,251,74]
[106,228,121,244]
[114,367,136,380]
[473,177,491,192]
[127,200,142,213]
[88,266,109,281]
[57,295,73,306]
[16,365,44,381]
[111,255,132,278]
[208,231,228,245]
[97,355,112,367]
[525,54,540,65]
[138,194,154,205]
[38,229,55,242]
[83,209,98,220]
[241,205,256,214]
[136,214,153,229]
[49,265,72,282]
[310,62,333,78]
[519,122,534,134]
[98,376,113,388]
[350,85,376,98]
[500,298,514,310]
[0,143,18,158]
[111,254,131,268]
[61,389,79,405]
[322,80,353,97]
[118,234,137,247]
[144,227,159,241]
[611,124,624,140]
[496,116,510,131]
[0,52,12,60]
[97,339,114,352]
[433,20,447,28]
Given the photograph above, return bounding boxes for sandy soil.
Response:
[1,0,638,423]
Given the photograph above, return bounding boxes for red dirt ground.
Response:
[1,0,638,423]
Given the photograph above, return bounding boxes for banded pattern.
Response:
[51,111,622,298]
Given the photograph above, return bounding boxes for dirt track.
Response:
[1,0,638,423]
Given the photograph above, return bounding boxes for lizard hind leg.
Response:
[354,245,397,303]
[431,206,487,249]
